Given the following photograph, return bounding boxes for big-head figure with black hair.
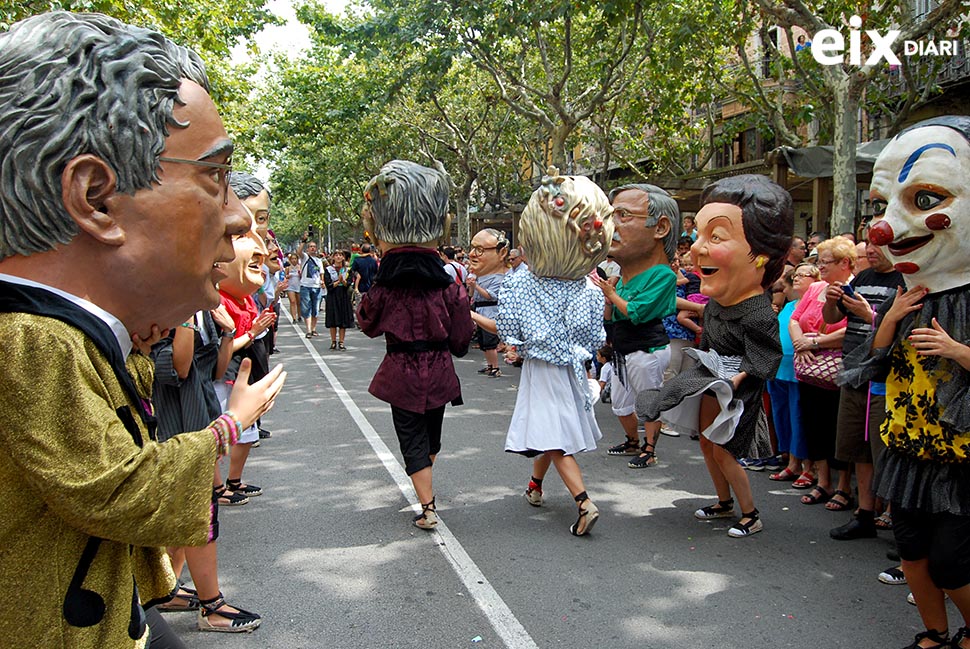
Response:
[637,174,793,540]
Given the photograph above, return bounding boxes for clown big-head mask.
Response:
[868,115,970,293]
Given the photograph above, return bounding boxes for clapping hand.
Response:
[228,358,287,430]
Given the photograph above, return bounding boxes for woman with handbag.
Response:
[789,237,854,508]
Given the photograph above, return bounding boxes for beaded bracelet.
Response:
[208,413,242,456]
[179,322,199,331]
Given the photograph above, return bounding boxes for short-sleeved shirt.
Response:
[300,253,321,289]
[611,264,677,326]
[351,255,378,292]
[791,281,846,335]
[472,273,505,319]
[839,268,903,356]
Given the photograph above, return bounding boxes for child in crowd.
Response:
[677,252,706,340]
[597,344,614,403]
[471,169,614,536]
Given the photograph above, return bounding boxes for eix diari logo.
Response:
[812,15,960,66]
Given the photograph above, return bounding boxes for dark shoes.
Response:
[258,428,272,439]
[830,517,877,541]
[607,438,640,456]
[900,629,949,649]
[226,479,262,497]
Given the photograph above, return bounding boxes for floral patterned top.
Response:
[883,340,970,462]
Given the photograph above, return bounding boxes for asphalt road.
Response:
[172,314,945,649]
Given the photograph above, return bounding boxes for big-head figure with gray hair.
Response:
[590,183,680,468]
[230,171,273,240]
[356,159,474,532]
[0,12,285,646]
[361,159,451,247]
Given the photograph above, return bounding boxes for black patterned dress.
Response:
[637,292,782,459]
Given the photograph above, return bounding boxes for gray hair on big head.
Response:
[229,171,271,201]
[0,11,210,260]
[608,183,680,262]
[362,160,450,245]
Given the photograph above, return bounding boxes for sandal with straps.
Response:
[695,498,736,520]
[728,508,763,538]
[226,478,262,498]
[413,497,438,530]
[952,626,970,649]
[197,592,261,633]
[801,485,832,505]
[158,583,200,611]
[825,489,854,511]
[569,492,599,536]
[628,442,657,469]
[213,485,248,507]
[607,438,640,456]
[901,629,950,649]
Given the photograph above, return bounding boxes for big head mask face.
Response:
[868,120,970,293]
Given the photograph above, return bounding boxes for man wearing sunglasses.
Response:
[0,13,286,647]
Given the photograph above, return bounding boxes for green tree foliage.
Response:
[733,0,967,234]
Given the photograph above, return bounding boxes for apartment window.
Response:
[913,0,939,19]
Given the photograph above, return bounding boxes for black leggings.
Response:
[391,405,446,475]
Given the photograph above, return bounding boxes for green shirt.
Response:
[612,264,677,325]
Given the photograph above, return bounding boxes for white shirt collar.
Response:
[0,273,133,358]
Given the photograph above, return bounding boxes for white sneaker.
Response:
[659,425,680,437]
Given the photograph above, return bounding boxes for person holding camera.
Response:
[297,229,323,338]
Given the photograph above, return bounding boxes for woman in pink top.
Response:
[789,238,853,508]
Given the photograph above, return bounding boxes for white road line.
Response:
[289,318,539,649]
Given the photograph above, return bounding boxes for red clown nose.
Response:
[868,220,895,246]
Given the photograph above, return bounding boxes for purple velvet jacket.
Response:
[357,247,475,412]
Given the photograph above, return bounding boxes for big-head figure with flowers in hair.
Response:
[843,115,970,649]
[472,168,614,536]
[356,160,475,531]
[637,174,793,539]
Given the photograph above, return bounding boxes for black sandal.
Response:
[569,492,599,536]
[213,485,248,506]
[330,341,337,350]
[902,629,950,649]
[694,498,735,520]
[158,583,200,611]
[413,497,438,530]
[801,485,832,505]
[338,342,346,351]
[728,508,764,537]
[225,479,262,497]
[197,592,261,633]
[628,442,656,468]
[952,626,970,648]
[607,438,640,456]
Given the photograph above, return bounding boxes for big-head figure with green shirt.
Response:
[591,184,680,468]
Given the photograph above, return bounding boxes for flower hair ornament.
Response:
[518,167,614,279]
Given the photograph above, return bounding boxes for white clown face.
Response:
[868,124,970,293]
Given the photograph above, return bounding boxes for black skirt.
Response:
[325,285,354,328]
